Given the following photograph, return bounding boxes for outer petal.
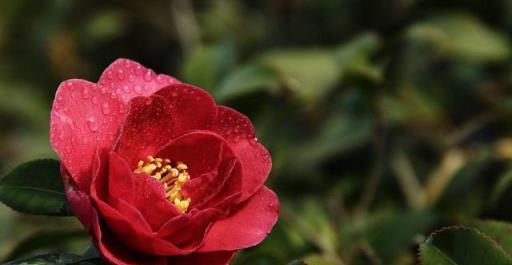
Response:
[168,251,236,265]
[114,95,176,167]
[155,84,217,135]
[157,208,221,249]
[91,208,168,265]
[98,58,180,103]
[51,80,125,191]
[211,106,272,201]
[65,189,94,231]
[199,187,279,252]
[93,197,189,256]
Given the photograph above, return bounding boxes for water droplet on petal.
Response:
[117,69,126,80]
[135,65,144,76]
[102,103,111,115]
[106,70,114,80]
[87,117,99,132]
[144,70,154,82]
[91,96,99,105]
[123,60,132,68]
[134,85,143,95]
[156,75,165,84]
[82,87,91,99]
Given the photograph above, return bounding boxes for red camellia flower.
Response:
[49,59,279,265]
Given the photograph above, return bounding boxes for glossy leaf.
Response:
[0,159,71,216]
[419,226,512,265]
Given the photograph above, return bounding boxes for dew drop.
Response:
[144,70,154,82]
[123,85,130,93]
[117,69,126,80]
[82,87,91,99]
[156,75,165,84]
[135,65,144,76]
[123,60,132,68]
[87,117,99,132]
[134,85,143,95]
[106,70,114,80]
[102,103,111,115]
[91,96,99,105]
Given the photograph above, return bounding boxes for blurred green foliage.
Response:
[3,0,512,264]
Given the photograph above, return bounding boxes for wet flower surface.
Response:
[50,59,279,265]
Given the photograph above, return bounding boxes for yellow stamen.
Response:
[134,156,191,213]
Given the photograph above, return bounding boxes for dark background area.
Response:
[3,0,512,264]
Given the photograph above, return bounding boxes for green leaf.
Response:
[407,13,511,63]
[465,220,512,256]
[216,64,280,102]
[0,159,71,216]
[291,109,373,169]
[181,43,235,91]
[260,49,340,106]
[335,32,382,82]
[366,211,436,262]
[4,253,103,265]
[419,226,512,265]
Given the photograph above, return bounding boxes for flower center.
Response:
[134,156,191,213]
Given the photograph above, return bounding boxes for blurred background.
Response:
[3,0,512,264]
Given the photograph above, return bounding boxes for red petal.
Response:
[155,84,217,134]
[168,251,236,265]
[157,208,221,249]
[65,189,94,231]
[93,197,188,256]
[107,152,135,204]
[131,174,180,230]
[51,80,125,191]
[199,187,279,252]
[211,106,272,201]
[196,161,243,211]
[156,131,229,182]
[184,158,239,209]
[91,208,168,265]
[97,58,180,103]
[114,95,176,167]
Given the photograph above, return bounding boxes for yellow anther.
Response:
[170,168,179,177]
[139,163,157,175]
[176,161,188,171]
[134,157,191,213]
[178,173,189,183]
